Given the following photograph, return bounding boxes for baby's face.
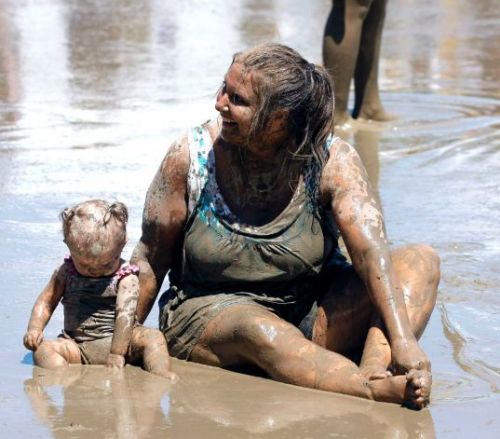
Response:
[70,244,123,277]
[65,214,126,277]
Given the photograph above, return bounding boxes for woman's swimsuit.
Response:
[60,257,139,364]
[160,122,350,359]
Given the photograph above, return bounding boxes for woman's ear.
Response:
[268,109,290,135]
[273,109,289,126]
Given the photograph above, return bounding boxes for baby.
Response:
[23,199,174,379]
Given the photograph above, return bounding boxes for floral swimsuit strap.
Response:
[186,124,214,219]
[185,123,339,219]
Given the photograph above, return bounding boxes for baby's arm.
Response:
[107,274,139,368]
[23,264,67,351]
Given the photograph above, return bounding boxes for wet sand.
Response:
[1,0,499,437]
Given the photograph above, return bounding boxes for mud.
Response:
[1,0,499,437]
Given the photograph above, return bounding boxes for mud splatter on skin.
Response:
[128,327,175,379]
[132,136,190,322]
[23,266,68,351]
[215,132,304,226]
[321,139,432,375]
[110,274,139,357]
[194,305,428,407]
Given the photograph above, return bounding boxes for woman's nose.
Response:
[215,92,229,113]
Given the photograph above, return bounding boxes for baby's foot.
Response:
[403,369,432,410]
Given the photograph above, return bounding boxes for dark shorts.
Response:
[59,330,138,365]
[160,261,354,360]
[58,334,113,365]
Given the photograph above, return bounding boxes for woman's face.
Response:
[215,62,257,146]
[215,62,289,155]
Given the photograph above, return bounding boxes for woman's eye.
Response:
[230,94,245,105]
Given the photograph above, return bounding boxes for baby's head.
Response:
[60,199,128,277]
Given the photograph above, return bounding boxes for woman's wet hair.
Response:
[60,199,128,254]
[232,43,334,169]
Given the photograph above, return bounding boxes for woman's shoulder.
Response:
[319,136,365,198]
[324,134,351,156]
[163,119,216,167]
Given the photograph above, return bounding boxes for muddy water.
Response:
[0,0,498,437]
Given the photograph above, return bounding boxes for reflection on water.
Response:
[1,0,500,436]
[24,361,436,438]
[24,366,172,438]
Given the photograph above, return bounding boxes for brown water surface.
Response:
[1,0,499,437]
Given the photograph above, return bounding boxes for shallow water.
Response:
[1,0,499,437]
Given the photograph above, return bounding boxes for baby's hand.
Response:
[107,353,126,369]
[23,329,43,351]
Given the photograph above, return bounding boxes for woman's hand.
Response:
[23,329,43,351]
[391,337,431,374]
[107,353,126,369]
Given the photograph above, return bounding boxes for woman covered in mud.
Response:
[132,43,440,409]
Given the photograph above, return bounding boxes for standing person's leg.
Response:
[129,326,176,380]
[190,304,430,408]
[313,244,440,375]
[352,0,394,121]
[33,338,82,368]
[323,0,373,126]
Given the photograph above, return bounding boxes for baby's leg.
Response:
[33,338,81,369]
[129,326,175,380]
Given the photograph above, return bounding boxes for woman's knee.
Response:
[394,244,441,286]
[232,313,305,363]
[421,244,441,285]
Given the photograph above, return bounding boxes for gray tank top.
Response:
[168,123,341,306]
[62,257,139,342]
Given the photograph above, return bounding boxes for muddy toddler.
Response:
[23,199,175,379]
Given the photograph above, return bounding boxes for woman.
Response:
[132,44,439,409]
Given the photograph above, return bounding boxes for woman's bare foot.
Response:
[356,105,397,122]
[366,369,431,410]
[403,369,432,410]
[334,110,352,128]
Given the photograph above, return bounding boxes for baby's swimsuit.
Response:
[60,257,139,364]
[160,122,351,360]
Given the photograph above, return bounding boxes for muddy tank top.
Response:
[169,123,341,304]
[61,257,139,342]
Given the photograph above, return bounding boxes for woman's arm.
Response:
[131,135,190,323]
[321,138,429,373]
[24,265,67,350]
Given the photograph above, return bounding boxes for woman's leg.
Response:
[352,0,394,121]
[33,338,81,369]
[129,326,176,380]
[190,304,428,408]
[323,0,373,125]
[313,244,440,373]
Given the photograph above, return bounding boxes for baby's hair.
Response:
[103,202,128,226]
[60,199,128,254]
